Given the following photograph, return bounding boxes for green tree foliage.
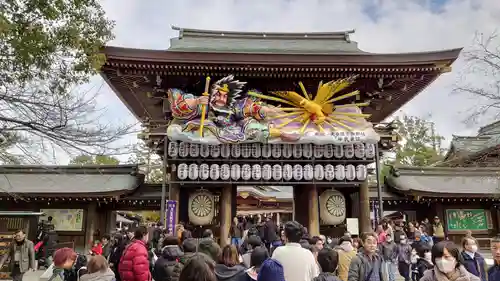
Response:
[393,115,445,166]
[70,155,120,165]
[0,0,132,161]
[380,115,444,181]
[127,141,163,183]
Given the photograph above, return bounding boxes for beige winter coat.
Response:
[419,265,480,281]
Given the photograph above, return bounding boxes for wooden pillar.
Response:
[293,186,308,227]
[85,202,97,252]
[359,180,372,233]
[106,210,117,234]
[308,185,320,236]
[220,185,232,247]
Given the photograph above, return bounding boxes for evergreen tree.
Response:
[70,155,120,165]
[380,115,444,182]
[127,141,163,183]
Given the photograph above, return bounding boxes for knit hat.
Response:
[257,259,285,281]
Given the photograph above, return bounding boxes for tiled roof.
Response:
[168,26,363,54]
[386,166,500,196]
[0,165,142,196]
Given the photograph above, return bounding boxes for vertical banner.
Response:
[166,200,177,235]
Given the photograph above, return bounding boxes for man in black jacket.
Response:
[263,216,278,251]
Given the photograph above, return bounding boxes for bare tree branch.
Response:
[0,0,138,163]
[453,30,500,124]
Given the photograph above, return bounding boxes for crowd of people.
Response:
[2,215,500,281]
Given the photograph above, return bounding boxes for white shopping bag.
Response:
[152,251,158,263]
[39,263,55,281]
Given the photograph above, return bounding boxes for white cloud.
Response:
[92,0,500,162]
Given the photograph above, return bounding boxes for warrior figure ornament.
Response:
[166,74,379,144]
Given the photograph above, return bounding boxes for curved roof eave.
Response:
[101,46,463,66]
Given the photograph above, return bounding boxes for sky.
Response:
[86,0,500,163]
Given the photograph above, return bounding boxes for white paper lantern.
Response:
[200,144,210,158]
[293,164,303,181]
[252,164,262,180]
[251,143,261,158]
[324,144,334,158]
[365,143,376,158]
[272,164,282,181]
[319,189,346,225]
[199,164,209,180]
[302,144,312,158]
[344,144,354,159]
[261,144,271,158]
[179,142,189,158]
[334,145,343,159]
[210,145,221,158]
[177,163,188,180]
[262,164,272,180]
[241,144,251,158]
[209,164,220,180]
[231,164,241,181]
[354,143,365,159]
[168,142,178,158]
[345,164,356,181]
[314,165,325,181]
[303,164,314,180]
[293,143,302,158]
[220,164,230,180]
[271,144,282,158]
[335,164,346,180]
[221,144,231,158]
[282,144,292,158]
[313,145,324,158]
[241,164,252,181]
[283,164,293,181]
[325,164,335,181]
[189,143,200,157]
[356,165,368,181]
[188,163,199,180]
[231,144,241,158]
[188,190,215,226]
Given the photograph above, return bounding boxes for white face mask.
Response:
[424,252,432,261]
[400,239,407,244]
[435,258,456,273]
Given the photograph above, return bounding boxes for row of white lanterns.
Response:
[168,142,376,159]
[176,163,368,181]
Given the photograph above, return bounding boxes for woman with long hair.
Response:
[108,234,126,281]
[214,245,246,281]
[242,246,269,281]
[420,241,480,281]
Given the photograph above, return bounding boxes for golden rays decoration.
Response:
[247,76,371,133]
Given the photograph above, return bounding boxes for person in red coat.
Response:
[90,240,103,256]
[119,226,152,281]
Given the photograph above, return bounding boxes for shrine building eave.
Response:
[100,46,461,124]
[0,164,144,198]
[386,166,500,198]
[102,46,462,66]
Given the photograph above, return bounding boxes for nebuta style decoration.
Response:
[167,75,379,144]
[319,189,346,225]
[188,190,215,226]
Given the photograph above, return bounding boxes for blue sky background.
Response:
[60,0,500,163]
